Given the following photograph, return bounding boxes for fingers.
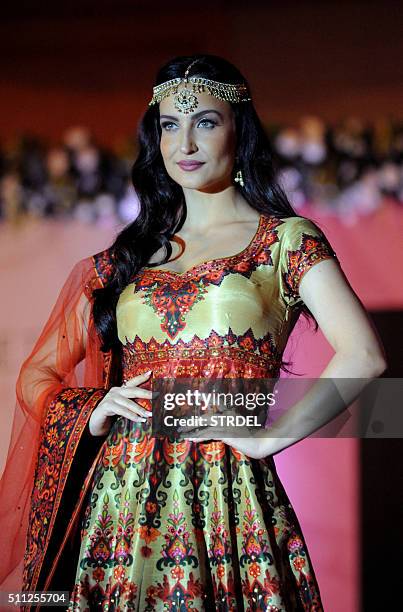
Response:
[123,371,152,386]
[114,397,152,417]
[120,386,154,399]
[119,371,155,400]
[113,405,149,423]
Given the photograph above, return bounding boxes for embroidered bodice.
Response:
[114,214,337,381]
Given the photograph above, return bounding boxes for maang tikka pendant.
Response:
[174,86,199,114]
[173,58,200,114]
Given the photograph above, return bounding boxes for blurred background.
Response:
[1,1,402,610]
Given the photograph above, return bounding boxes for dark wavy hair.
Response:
[92,53,318,372]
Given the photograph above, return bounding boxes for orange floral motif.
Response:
[45,426,59,446]
[198,441,226,463]
[249,562,261,578]
[207,331,222,347]
[233,260,251,273]
[171,566,185,580]
[93,567,105,582]
[217,564,225,579]
[145,501,158,513]
[293,556,306,571]
[133,433,155,463]
[113,565,126,583]
[239,335,255,351]
[138,525,161,544]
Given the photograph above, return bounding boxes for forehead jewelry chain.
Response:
[173,59,200,114]
[149,61,251,112]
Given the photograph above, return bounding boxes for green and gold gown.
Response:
[68,214,338,611]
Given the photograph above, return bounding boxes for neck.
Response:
[180,184,251,232]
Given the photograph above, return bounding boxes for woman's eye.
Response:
[161,122,177,131]
[160,118,217,131]
[198,118,216,128]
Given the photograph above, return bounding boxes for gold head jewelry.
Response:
[149,59,251,114]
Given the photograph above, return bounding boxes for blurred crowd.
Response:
[1,117,402,228]
[274,116,403,224]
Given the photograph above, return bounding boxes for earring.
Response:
[234,169,245,187]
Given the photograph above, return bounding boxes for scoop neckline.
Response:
[141,213,266,277]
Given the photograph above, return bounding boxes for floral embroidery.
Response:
[135,274,210,339]
[23,387,107,592]
[284,231,337,301]
[83,248,115,299]
[128,215,283,340]
[69,408,322,612]
[121,330,282,382]
[93,248,115,287]
[69,416,323,610]
[65,214,330,610]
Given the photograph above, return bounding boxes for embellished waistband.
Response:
[122,344,281,380]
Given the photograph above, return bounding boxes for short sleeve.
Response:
[279,217,339,308]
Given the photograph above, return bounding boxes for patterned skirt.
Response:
[68,417,323,611]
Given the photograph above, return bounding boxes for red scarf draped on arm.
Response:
[0,250,116,597]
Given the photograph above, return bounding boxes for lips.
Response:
[177,161,205,171]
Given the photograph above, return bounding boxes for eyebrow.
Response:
[159,109,224,121]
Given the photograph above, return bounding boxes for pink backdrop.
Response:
[1,203,402,610]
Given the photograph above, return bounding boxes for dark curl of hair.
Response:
[92,53,318,374]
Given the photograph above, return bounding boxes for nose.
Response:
[180,126,198,155]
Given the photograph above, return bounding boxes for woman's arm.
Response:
[250,257,387,458]
[300,257,387,377]
[183,258,387,458]
[17,291,88,412]
[15,258,106,420]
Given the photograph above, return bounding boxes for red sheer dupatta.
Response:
[0,251,114,593]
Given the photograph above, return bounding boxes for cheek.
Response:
[160,134,174,159]
[209,131,236,161]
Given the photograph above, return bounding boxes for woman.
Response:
[0,54,386,611]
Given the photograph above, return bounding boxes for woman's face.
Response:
[159,86,237,192]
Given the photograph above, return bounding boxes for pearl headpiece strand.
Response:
[149,60,251,114]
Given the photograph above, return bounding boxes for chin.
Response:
[171,173,232,193]
[171,173,211,190]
